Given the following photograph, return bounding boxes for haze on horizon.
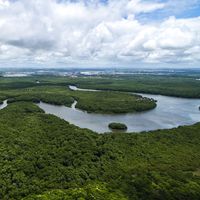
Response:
[0,0,200,69]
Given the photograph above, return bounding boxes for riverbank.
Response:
[3,85,157,114]
[38,91,200,133]
[1,101,200,199]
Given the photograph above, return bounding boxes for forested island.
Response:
[0,75,200,199]
[3,86,157,114]
[109,122,128,130]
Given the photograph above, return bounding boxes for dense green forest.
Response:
[1,100,200,199]
[0,78,156,114]
[108,122,128,130]
[0,76,200,199]
[71,75,200,98]
[1,74,200,98]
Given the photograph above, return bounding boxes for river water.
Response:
[0,100,7,110]
[37,86,200,133]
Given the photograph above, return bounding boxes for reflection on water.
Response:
[0,100,7,110]
[38,87,200,133]
[69,85,99,92]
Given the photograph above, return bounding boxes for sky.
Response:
[0,0,200,68]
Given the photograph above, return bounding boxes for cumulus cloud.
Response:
[0,0,199,67]
[127,0,165,14]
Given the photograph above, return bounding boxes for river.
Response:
[0,100,8,110]
[37,86,200,133]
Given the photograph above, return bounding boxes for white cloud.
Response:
[0,0,199,67]
[126,0,165,14]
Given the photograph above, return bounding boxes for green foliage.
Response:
[73,91,156,113]
[1,101,200,199]
[108,123,127,130]
[71,75,200,98]
[8,93,74,106]
[0,80,156,114]
[23,183,127,200]
[0,76,200,199]
[1,74,200,98]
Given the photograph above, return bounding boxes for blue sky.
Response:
[0,0,200,68]
[93,0,200,19]
[138,0,200,20]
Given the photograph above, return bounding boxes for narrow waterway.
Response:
[0,100,7,110]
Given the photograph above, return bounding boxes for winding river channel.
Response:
[0,100,7,110]
[37,86,200,133]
